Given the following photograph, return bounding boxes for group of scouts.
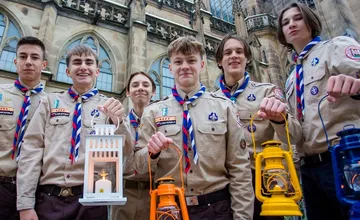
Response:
[0,2,359,220]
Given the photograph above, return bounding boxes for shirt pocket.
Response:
[158,125,181,158]
[197,123,227,156]
[0,118,16,149]
[46,117,71,142]
[304,69,327,104]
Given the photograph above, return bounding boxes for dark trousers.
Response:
[187,199,232,220]
[251,169,284,220]
[35,191,107,220]
[301,159,349,220]
[0,181,19,220]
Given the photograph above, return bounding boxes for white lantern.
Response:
[79,117,127,206]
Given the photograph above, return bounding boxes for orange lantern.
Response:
[148,145,189,220]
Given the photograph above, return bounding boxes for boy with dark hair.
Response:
[0,36,48,220]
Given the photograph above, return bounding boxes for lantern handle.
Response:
[90,111,120,132]
[318,94,331,148]
[250,112,292,159]
[148,144,185,194]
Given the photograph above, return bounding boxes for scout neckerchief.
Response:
[12,79,44,160]
[220,72,250,103]
[128,109,139,144]
[295,36,321,119]
[68,87,98,163]
[172,84,205,173]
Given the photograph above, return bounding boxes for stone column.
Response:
[126,0,147,77]
[233,0,248,37]
[37,4,57,72]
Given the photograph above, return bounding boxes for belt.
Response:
[39,185,83,197]
[301,151,331,166]
[0,176,16,184]
[124,179,151,190]
[185,187,230,206]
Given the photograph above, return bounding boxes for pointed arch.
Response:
[0,9,23,72]
[148,56,174,100]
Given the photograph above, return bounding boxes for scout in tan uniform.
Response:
[111,71,156,220]
[214,34,302,220]
[278,2,360,220]
[0,36,47,220]
[16,45,133,220]
[134,36,254,220]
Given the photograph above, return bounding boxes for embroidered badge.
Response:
[247,94,256,102]
[311,57,319,66]
[345,45,360,60]
[310,86,319,95]
[208,112,218,121]
[54,100,59,109]
[240,139,247,150]
[91,109,100,117]
[162,107,168,116]
[0,106,14,115]
[155,116,176,127]
[90,130,96,135]
[248,124,256,133]
[50,108,71,117]
[274,88,285,101]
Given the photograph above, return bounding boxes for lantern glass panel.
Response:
[263,169,290,192]
[344,163,360,192]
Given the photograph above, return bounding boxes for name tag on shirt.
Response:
[155,116,176,127]
[51,108,70,117]
[0,106,14,115]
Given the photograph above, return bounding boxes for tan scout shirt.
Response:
[0,83,45,177]
[285,36,360,156]
[123,111,149,181]
[134,85,254,220]
[16,89,133,210]
[214,81,302,168]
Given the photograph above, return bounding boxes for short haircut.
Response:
[215,34,252,72]
[126,71,156,93]
[65,45,99,67]
[167,36,206,59]
[277,2,322,49]
[16,36,46,60]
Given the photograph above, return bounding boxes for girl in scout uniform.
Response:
[111,71,156,220]
[214,34,302,220]
[278,2,360,220]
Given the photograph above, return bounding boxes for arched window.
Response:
[56,35,113,92]
[210,0,234,23]
[149,57,174,100]
[0,11,22,72]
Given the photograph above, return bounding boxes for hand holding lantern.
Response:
[251,112,303,216]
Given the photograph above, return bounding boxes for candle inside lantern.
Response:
[95,169,112,194]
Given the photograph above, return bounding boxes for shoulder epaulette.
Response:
[250,82,273,87]
[52,90,65,93]
[209,92,227,100]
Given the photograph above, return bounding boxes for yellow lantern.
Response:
[251,113,302,216]
[148,145,189,220]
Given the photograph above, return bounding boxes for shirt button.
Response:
[190,170,193,173]
[190,188,194,191]
[164,130,167,134]
[211,127,215,131]
[66,175,71,178]
[56,119,59,122]
[188,148,191,151]
[0,125,2,128]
